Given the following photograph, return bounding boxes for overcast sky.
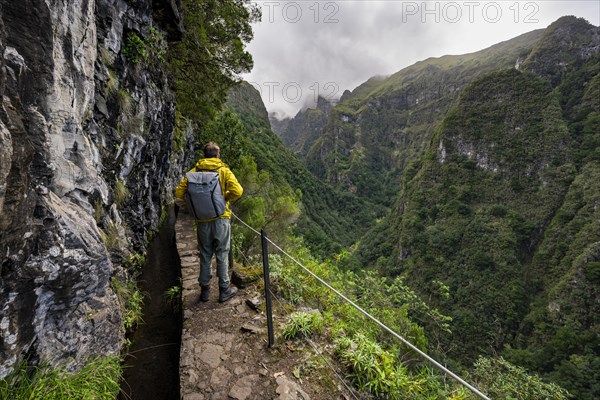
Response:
[241,1,600,119]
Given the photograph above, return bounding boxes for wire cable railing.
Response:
[231,212,491,400]
[266,285,363,400]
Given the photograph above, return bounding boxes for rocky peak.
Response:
[315,95,334,113]
[272,96,335,158]
[268,113,290,137]
[522,16,600,85]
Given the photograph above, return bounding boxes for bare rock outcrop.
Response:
[0,0,186,376]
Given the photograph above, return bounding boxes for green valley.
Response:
[269,15,599,400]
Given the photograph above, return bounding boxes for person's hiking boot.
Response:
[219,285,238,303]
[200,285,211,302]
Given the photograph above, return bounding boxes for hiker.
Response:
[175,142,243,303]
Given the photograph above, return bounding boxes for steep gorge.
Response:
[0,4,598,399]
[277,16,600,399]
[304,28,546,207]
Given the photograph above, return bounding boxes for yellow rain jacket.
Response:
[175,158,243,222]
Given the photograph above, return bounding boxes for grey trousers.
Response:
[197,218,231,289]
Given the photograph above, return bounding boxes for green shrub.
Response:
[123,253,145,272]
[111,278,144,331]
[584,261,600,283]
[0,355,121,400]
[472,356,571,400]
[146,27,167,63]
[122,28,166,65]
[122,32,147,63]
[489,204,508,218]
[282,311,323,340]
[335,333,426,399]
[165,285,182,312]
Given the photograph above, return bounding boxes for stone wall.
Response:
[0,0,186,376]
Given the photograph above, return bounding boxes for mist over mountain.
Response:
[1,1,598,398]
[270,96,334,159]
[277,16,600,399]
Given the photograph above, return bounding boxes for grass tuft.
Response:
[117,89,134,117]
[99,47,116,66]
[123,253,145,272]
[114,179,130,207]
[105,69,119,98]
[282,311,323,340]
[0,355,122,400]
[99,222,125,252]
[94,199,104,223]
[165,284,182,312]
[111,277,144,331]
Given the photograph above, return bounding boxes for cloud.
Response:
[242,1,600,118]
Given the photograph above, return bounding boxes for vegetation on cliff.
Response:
[273,15,598,399]
[382,68,574,360]
[349,17,599,400]
[305,28,545,208]
[169,0,260,126]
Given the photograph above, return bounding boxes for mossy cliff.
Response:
[276,15,599,399]
[0,0,189,376]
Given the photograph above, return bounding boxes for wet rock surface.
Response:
[0,0,188,377]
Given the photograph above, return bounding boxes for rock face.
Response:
[356,16,599,399]
[0,0,186,376]
[271,96,333,159]
[304,29,545,206]
[521,16,600,85]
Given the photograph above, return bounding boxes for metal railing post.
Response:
[261,229,275,347]
[229,236,234,271]
[232,213,488,399]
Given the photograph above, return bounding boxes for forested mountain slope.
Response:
[354,16,599,399]
[303,27,546,208]
[226,82,384,256]
[273,14,599,399]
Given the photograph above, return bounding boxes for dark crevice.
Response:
[119,205,182,400]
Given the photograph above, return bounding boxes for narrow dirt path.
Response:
[176,208,326,400]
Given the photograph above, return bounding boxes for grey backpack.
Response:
[185,168,226,220]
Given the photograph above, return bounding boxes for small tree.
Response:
[201,109,247,170]
[471,357,571,399]
[232,155,301,261]
[169,0,261,126]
